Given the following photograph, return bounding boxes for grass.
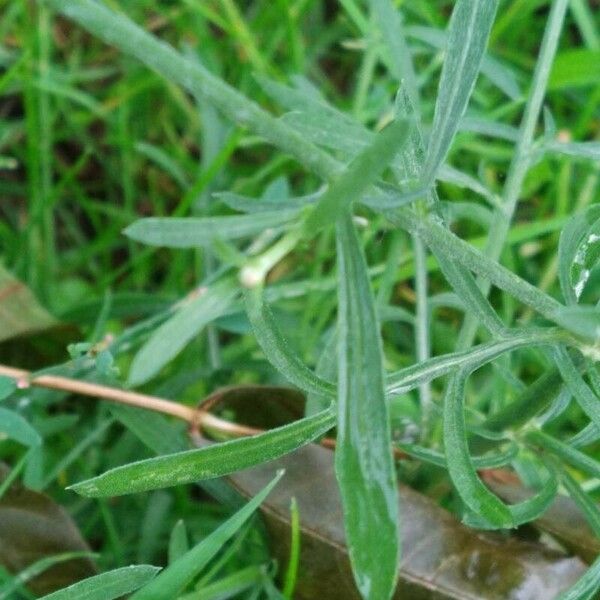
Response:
[0,0,600,599]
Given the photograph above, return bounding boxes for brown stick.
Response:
[0,363,248,436]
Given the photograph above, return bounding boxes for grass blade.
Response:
[422,0,498,184]
[69,409,334,497]
[129,472,283,600]
[335,212,399,600]
[38,566,161,600]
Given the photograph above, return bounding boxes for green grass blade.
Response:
[443,370,513,528]
[245,289,336,398]
[335,212,399,600]
[128,277,239,386]
[422,0,498,184]
[69,409,334,497]
[303,119,410,235]
[129,472,283,600]
[38,566,161,600]
[124,211,300,248]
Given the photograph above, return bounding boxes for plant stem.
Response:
[458,0,570,347]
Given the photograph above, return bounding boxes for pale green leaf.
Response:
[38,566,161,600]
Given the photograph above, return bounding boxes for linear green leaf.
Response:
[303,119,410,235]
[130,472,282,600]
[444,370,513,528]
[335,212,399,600]
[69,409,334,497]
[553,346,600,431]
[398,442,517,469]
[386,328,564,395]
[527,430,600,480]
[245,289,336,398]
[422,0,498,183]
[128,277,239,386]
[39,566,161,600]
[124,210,299,248]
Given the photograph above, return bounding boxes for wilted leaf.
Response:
[0,465,96,596]
[228,444,586,600]
[0,265,56,342]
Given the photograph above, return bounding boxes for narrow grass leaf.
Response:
[444,370,513,528]
[129,472,282,600]
[422,0,498,183]
[303,119,410,235]
[168,521,189,564]
[245,289,336,398]
[69,409,334,497]
[335,212,399,600]
[124,211,299,249]
[38,566,161,600]
[128,277,239,386]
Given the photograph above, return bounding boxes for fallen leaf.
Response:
[0,465,96,596]
[0,265,56,342]
[191,387,588,598]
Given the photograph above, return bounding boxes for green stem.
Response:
[458,0,569,346]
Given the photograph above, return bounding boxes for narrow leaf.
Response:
[39,566,161,600]
[335,212,399,600]
[553,346,600,431]
[304,119,410,235]
[69,409,334,497]
[124,211,299,249]
[128,277,239,386]
[422,0,498,183]
[444,370,513,528]
[245,289,336,399]
[129,472,283,600]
